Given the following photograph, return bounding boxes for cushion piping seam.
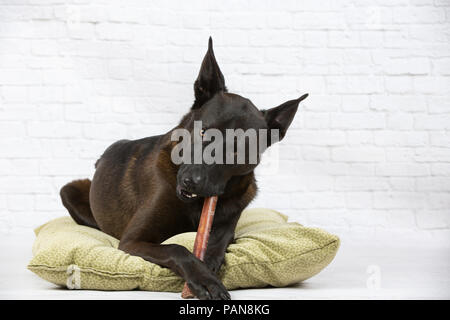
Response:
[29,238,339,283]
[27,265,143,278]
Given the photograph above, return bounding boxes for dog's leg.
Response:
[60,179,99,229]
[118,207,230,300]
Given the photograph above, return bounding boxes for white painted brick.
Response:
[373,131,428,147]
[83,123,127,140]
[31,40,60,56]
[296,162,349,177]
[41,139,79,159]
[302,176,334,191]
[27,121,83,138]
[389,178,416,191]
[0,39,30,56]
[107,6,149,24]
[373,192,426,209]
[336,177,389,191]
[416,210,449,229]
[428,193,450,210]
[0,5,53,21]
[434,0,450,6]
[297,76,326,94]
[39,159,93,176]
[346,131,373,146]
[0,138,43,159]
[432,58,450,75]
[303,95,340,112]
[327,76,383,94]
[67,23,96,40]
[7,195,34,211]
[387,113,414,130]
[414,114,450,130]
[385,77,413,94]
[291,192,345,209]
[414,147,450,162]
[341,95,370,112]
[0,121,26,138]
[431,164,450,176]
[301,146,330,161]
[182,13,211,30]
[249,31,302,47]
[31,21,67,39]
[370,95,427,113]
[375,164,429,176]
[34,194,62,211]
[386,210,417,229]
[409,25,448,43]
[290,130,346,146]
[266,193,291,210]
[346,164,375,176]
[331,113,385,129]
[332,147,385,162]
[427,96,450,114]
[359,31,383,48]
[29,86,63,103]
[0,69,42,85]
[392,7,445,24]
[0,103,38,121]
[0,177,53,194]
[293,12,345,30]
[210,13,266,29]
[5,159,40,176]
[303,113,329,129]
[413,77,450,94]
[416,177,450,191]
[0,195,6,210]
[385,58,430,75]
[96,23,133,41]
[1,86,28,102]
[430,132,450,147]
[303,31,328,47]
[42,69,78,85]
[108,59,133,80]
[345,192,372,209]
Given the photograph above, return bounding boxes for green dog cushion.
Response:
[28,208,340,292]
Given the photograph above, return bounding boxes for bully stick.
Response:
[181,196,218,299]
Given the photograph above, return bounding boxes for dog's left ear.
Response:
[192,37,227,109]
[262,93,308,143]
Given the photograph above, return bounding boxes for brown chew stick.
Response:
[181,196,218,299]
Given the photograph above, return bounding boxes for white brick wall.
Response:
[0,0,449,243]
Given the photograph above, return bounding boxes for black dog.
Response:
[60,38,308,300]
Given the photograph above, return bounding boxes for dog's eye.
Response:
[200,129,205,137]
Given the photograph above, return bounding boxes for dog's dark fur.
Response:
[60,38,308,300]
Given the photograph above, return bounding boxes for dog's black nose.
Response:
[183,177,193,188]
[183,175,202,189]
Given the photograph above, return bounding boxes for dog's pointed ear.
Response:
[262,93,308,143]
[192,37,227,109]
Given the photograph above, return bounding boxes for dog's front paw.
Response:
[185,258,230,300]
[186,278,230,300]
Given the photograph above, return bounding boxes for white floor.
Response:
[0,233,449,300]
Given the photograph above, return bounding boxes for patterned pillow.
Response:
[28,208,340,292]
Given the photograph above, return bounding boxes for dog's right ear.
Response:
[262,93,308,144]
[192,37,227,109]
